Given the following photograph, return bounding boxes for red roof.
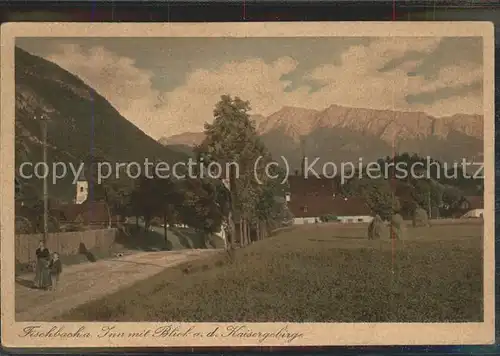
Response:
[52,201,111,226]
[330,196,372,216]
[287,175,340,197]
[464,196,483,210]
[288,195,371,218]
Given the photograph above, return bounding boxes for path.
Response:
[15,249,222,321]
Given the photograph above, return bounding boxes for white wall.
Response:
[75,181,88,204]
[214,228,227,249]
[293,216,373,224]
[337,216,373,224]
[293,217,318,225]
[461,209,484,218]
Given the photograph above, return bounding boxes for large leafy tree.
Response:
[178,178,230,247]
[130,176,183,242]
[343,177,398,220]
[130,95,288,249]
[131,175,160,232]
[155,177,182,242]
[441,184,465,216]
[195,95,275,248]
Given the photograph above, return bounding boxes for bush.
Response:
[413,207,430,227]
[367,215,384,240]
[150,217,162,227]
[320,214,339,222]
[390,213,406,240]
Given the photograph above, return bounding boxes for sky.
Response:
[17,36,484,140]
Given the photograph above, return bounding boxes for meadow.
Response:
[57,220,483,323]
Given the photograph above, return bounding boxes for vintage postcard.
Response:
[1,22,495,348]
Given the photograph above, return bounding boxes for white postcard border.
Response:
[1,22,495,348]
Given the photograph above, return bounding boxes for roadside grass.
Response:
[57,222,483,323]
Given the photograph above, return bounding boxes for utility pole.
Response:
[35,113,49,243]
[427,191,432,219]
[300,137,306,177]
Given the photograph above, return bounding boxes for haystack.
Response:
[389,213,405,240]
[367,214,384,240]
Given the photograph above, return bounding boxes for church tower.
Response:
[75,171,88,204]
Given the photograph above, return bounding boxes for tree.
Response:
[15,216,34,234]
[130,189,142,228]
[254,164,290,236]
[130,175,183,243]
[344,177,396,220]
[412,179,431,214]
[154,177,182,243]
[412,206,430,227]
[102,176,135,220]
[368,214,384,240]
[178,178,229,247]
[428,180,444,218]
[131,176,160,232]
[441,184,465,216]
[392,180,416,218]
[196,95,274,248]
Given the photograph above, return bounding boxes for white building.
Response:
[74,178,88,204]
[287,190,373,225]
[461,209,484,219]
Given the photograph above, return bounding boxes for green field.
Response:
[57,221,483,323]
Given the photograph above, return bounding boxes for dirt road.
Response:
[15,249,221,321]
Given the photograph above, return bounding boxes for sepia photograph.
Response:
[1,22,495,348]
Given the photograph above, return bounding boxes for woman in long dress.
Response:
[34,241,51,289]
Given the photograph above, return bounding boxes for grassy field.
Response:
[57,221,483,323]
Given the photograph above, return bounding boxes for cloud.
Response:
[47,45,165,137]
[301,39,483,117]
[378,37,483,79]
[44,37,483,140]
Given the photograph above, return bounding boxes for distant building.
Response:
[458,195,484,219]
[286,174,372,225]
[461,209,483,219]
[74,173,89,204]
[52,176,111,229]
[288,195,372,225]
[459,196,484,211]
[52,201,112,229]
[287,175,340,199]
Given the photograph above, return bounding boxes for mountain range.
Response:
[13,45,485,204]
[160,104,484,171]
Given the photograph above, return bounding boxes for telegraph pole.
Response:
[427,191,432,219]
[35,113,49,243]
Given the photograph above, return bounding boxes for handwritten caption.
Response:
[20,324,304,344]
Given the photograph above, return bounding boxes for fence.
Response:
[15,228,117,265]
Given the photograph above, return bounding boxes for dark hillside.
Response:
[15,47,187,202]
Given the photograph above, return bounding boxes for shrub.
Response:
[320,214,339,222]
[412,207,430,227]
[367,214,384,240]
[390,213,405,240]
